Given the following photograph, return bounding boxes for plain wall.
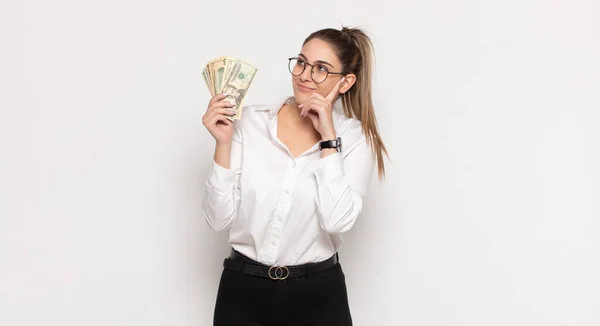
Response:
[1,0,599,325]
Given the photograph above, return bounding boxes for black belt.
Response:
[222,248,339,280]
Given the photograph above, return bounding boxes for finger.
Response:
[301,97,328,116]
[298,93,314,109]
[310,95,331,107]
[302,97,322,117]
[210,100,236,110]
[300,99,313,117]
[300,99,323,118]
[309,92,325,100]
[209,93,229,105]
[203,109,223,124]
[304,106,319,124]
[300,96,316,113]
[202,111,215,125]
[212,114,231,126]
[325,77,345,102]
[213,107,237,116]
[204,109,235,127]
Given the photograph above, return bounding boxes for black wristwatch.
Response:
[319,137,342,152]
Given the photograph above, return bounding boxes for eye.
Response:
[316,64,329,73]
[297,59,306,66]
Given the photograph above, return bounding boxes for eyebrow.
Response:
[298,53,335,68]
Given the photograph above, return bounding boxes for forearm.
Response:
[214,142,232,169]
[203,141,241,232]
[314,139,375,233]
[320,131,337,159]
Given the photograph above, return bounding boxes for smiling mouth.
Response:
[297,83,315,92]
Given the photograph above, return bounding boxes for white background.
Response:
[1,0,599,325]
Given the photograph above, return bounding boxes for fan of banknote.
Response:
[202,56,258,121]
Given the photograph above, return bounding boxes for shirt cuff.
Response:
[208,160,238,193]
[314,152,344,183]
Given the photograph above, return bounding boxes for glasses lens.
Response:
[311,64,329,83]
[288,58,304,76]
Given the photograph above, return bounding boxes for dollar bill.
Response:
[220,59,258,121]
[208,56,235,95]
[233,100,245,120]
[204,65,215,97]
[202,56,257,121]
[202,67,214,97]
[224,57,235,87]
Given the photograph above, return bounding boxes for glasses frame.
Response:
[287,57,345,84]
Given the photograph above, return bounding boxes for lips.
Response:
[297,83,315,92]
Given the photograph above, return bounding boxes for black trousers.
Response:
[213,253,353,326]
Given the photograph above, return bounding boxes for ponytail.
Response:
[304,27,388,179]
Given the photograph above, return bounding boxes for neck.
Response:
[280,102,313,127]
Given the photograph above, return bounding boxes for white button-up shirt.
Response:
[201,96,375,266]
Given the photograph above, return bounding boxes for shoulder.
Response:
[246,104,271,112]
[230,103,274,142]
[234,104,271,128]
[234,97,290,128]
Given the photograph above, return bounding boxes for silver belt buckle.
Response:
[268,265,289,280]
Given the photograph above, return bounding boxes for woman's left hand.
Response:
[299,77,345,140]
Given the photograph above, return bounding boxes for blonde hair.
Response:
[303,26,388,179]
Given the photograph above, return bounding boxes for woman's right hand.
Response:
[202,93,236,145]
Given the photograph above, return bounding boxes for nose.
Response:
[299,64,313,83]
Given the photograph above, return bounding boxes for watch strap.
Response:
[319,137,342,152]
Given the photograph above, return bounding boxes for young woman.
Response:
[201,26,387,326]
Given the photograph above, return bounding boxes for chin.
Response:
[291,79,311,103]
[293,94,307,104]
[291,89,306,104]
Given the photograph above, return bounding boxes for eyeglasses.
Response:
[288,57,345,84]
